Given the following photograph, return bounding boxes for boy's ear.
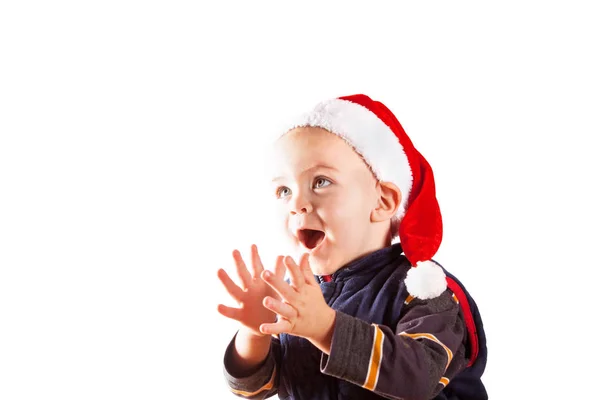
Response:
[371,181,402,223]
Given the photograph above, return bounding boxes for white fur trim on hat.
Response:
[404,260,447,300]
[281,98,413,219]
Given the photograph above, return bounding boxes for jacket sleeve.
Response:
[320,289,467,400]
[222,332,280,399]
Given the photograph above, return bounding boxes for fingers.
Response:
[216,304,242,321]
[232,249,251,289]
[263,296,297,320]
[260,319,293,335]
[273,255,286,280]
[217,268,245,303]
[261,269,296,301]
[284,256,305,289]
[249,244,265,278]
[298,253,314,284]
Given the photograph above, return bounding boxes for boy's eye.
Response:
[314,178,332,189]
[276,186,291,198]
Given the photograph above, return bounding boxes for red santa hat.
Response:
[278,94,446,300]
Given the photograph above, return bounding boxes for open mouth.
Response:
[298,229,325,250]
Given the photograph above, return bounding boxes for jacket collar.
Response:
[316,243,404,283]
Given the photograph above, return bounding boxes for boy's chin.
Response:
[288,243,339,275]
[306,254,340,276]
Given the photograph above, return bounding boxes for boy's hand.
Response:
[259,253,336,354]
[217,245,285,338]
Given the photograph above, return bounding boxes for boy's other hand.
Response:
[259,253,336,354]
[217,245,285,338]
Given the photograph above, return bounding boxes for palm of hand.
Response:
[235,269,281,335]
[217,245,285,337]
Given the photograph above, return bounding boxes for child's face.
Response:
[270,127,388,275]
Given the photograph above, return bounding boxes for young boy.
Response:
[216,94,487,399]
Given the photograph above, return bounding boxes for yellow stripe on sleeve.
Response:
[363,324,385,391]
[439,377,450,387]
[229,365,276,398]
[399,332,454,371]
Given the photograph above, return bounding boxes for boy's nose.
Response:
[290,195,313,215]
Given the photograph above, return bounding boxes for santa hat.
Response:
[278,94,446,300]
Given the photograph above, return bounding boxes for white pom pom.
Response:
[404,260,447,300]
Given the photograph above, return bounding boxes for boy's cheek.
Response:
[272,208,288,228]
[280,219,297,245]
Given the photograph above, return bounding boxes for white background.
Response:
[1,1,599,399]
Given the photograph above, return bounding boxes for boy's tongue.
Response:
[299,229,325,250]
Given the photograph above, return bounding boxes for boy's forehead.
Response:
[276,126,336,148]
[268,127,367,177]
[273,128,340,161]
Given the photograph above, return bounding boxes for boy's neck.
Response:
[317,242,400,283]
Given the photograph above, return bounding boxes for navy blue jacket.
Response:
[223,244,487,399]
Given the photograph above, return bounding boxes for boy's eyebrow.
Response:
[271,164,339,182]
[313,163,339,171]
